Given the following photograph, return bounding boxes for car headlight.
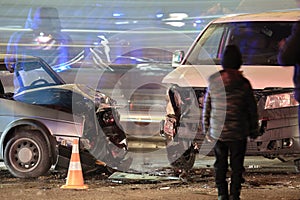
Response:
[264,92,299,109]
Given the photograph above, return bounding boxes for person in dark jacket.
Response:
[277,21,300,134]
[202,45,259,200]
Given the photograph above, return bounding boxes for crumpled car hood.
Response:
[13,83,111,112]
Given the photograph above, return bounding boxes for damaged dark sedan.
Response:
[0,54,130,178]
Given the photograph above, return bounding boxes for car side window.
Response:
[199,26,225,59]
[186,24,227,65]
[228,22,293,65]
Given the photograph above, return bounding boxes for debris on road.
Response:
[108,171,180,183]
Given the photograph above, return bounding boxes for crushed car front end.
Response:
[160,11,300,172]
[0,54,130,178]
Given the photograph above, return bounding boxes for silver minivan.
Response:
[161,10,300,171]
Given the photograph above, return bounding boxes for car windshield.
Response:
[14,58,64,92]
[185,22,294,66]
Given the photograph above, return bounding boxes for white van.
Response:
[161,10,300,171]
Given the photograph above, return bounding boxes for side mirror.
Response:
[172,50,184,68]
[4,55,16,73]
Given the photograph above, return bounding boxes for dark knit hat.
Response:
[221,44,242,69]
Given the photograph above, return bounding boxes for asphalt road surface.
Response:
[1,155,299,200]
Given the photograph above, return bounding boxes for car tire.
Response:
[4,130,52,178]
[166,143,196,171]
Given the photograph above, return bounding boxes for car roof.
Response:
[213,10,300,23]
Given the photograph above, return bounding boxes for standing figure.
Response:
[202,45,259,200]
[6,7,74,69]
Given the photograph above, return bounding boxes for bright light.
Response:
[156,13,164,18]
[162,12,188,27]
[113,12,123,17]
[115,21,129,25]
[162,12,188,21]
[165,22,185,27]
[169,13,188,20]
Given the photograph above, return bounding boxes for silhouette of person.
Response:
[203,45,259,200]
[6,7,74,69]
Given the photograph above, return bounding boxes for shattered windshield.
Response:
[185,22,294,66]
[14,59,64,92]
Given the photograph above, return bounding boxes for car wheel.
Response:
[4,130,52,178]
[166,142,196,171]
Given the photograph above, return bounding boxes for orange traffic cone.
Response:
[61,138,88,189]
